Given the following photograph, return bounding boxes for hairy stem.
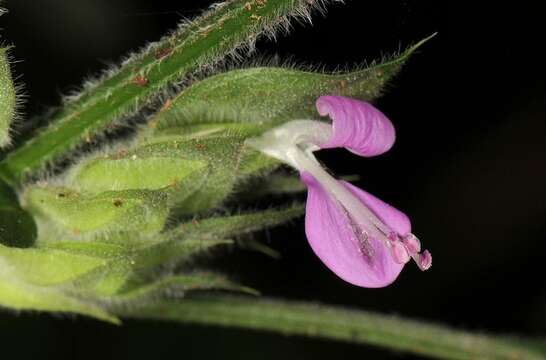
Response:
[124,294,545,360]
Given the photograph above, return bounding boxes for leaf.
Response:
[136,131,258,214]
[68,154,207,194]
[0,202,299,320]
[0,244,106,286]
[150,35,437,132]
[40,238,232,300]
[27,206,301,310]
[0,235,235,321]
[0,203,302,317]
[55,124,273,216]
[0,243,118,323]
[122,294,546,360]
[0,0,341,185]
[23,186,169,238]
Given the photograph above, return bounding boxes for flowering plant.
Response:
[0,1,542,359]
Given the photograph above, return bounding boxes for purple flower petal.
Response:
[316,96,396,157]
[302,172,410,288]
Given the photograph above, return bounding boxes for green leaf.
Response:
[40,238,232,300]
[33,210,278,297]
[23,186,169,238]
[68,152,207,194]
[0,47,16,148]
[123,294,546,360]
[150,34,436,132]
[0,243,106,286]
[0,0,340,185]
[1,203,298,320]
[0,235,235,321]
[135,132,257,214]
[0,243,118,323]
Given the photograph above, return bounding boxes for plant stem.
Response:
[124,294,545,360]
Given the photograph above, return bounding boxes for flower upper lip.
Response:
[316,96,396,157]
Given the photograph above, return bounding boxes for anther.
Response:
[390,240,410,264]
[417,250,432,271]
[402,233,421,255]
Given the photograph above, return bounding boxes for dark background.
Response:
[1,1,545,359]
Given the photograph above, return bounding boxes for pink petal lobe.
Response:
[316,96,396,157]
[302,173,410,288]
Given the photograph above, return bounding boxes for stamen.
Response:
[344,208,374,259]
[390,232,431,270]
[283,141,434,272]
[356,231,374,259]
[416,250,432,271]
[390,240,411,264]
[401,233,421,255]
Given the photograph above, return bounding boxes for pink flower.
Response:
[247,96,431,288]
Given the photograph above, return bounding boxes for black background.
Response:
[1,1,545,359]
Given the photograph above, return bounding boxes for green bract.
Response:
[0,207,302,323]
[23,187,169,238]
